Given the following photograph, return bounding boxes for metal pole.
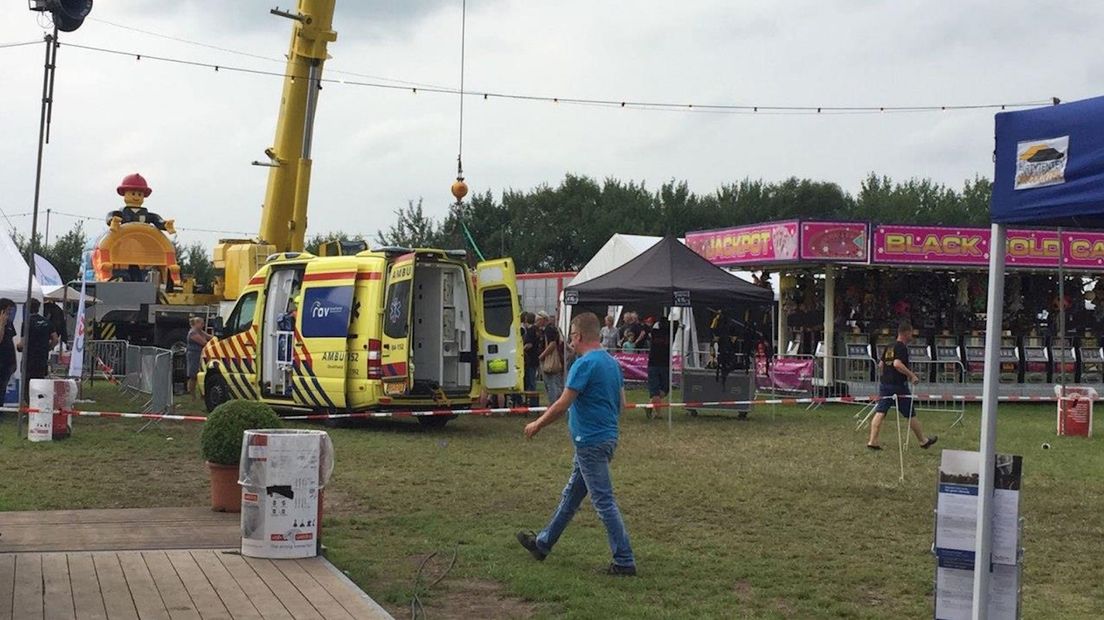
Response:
[972,223,1007,619]
[668,314,674,431]
[19,31,58,436]
[1057,228,1066,389]
[44,208,51,249]
[777,273,789,354]
[823,266,836,385]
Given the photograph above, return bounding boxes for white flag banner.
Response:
[68,257,88,378]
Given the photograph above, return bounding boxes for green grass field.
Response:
[1,384,1101,618]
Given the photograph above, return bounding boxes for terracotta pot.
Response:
[207,461,241,513]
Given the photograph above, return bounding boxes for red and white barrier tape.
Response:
[0,392,1093,424]
[0,406,207,423]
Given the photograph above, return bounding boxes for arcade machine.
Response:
[906,334,933,382]
[999,332,1020,384]
[1022,333,1049,384]
[1051,336,1077,384]
[964,333,985,383]
[842,332,874,383]
[1078,331,1104,384]
[934,333,963,384]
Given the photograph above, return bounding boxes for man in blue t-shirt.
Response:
[516,312,637,576]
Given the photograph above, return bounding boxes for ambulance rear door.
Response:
[475,257,523,392]
[380,253,415,396]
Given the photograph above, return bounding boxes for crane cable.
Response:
[453,0,485,262]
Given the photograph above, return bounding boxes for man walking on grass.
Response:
[867,319,937,450]
[516,312,637,576]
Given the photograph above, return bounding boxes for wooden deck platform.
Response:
[0,508,240,554]
[0,509,392,619]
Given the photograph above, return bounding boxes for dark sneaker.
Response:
[606,563,637,576]
[921,435,938,449]
[516,530,546,561]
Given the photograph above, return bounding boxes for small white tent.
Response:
[0,233,43,302]
[569,234,665,286]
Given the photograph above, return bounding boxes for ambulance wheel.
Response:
[204,374,231,412]
[417,415,452,429]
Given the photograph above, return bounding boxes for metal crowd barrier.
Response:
[84,339,129,380]
[82,340,174,416]
[913,359,967,417]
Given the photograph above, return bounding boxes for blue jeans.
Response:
[524,366,538,406]
[536,440,635,567]
[543,372,564,405]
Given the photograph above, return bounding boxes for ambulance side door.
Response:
[475,258,523,392]
[298,273,355,409]
[380,255,415,395]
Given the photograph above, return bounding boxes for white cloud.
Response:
[1,0,1101,252]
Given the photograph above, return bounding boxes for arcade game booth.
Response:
[684,219,1104,400]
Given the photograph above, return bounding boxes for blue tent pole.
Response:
[973,223,1007,619]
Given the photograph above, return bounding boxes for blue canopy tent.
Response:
[977,95,1104,618]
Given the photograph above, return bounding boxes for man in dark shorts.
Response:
[867,319,936,450]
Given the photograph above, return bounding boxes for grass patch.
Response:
[1,384,1101,618]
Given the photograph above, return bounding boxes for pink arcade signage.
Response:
[872,225,1104,269]
[686,220,869,266]
[685,221,800,265]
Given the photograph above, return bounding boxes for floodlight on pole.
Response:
[28,0,93,32]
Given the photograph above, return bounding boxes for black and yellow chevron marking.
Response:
[99,323,117,340]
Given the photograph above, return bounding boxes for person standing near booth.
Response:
[867,319,937,450]
[0,299,16,401]
[18,299,59,395]
[186,317,212,400]
[647,316,671,419]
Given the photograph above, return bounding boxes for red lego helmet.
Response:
[116,173,153,197]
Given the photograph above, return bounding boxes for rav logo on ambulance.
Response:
[301,285,354,338]
[1015,136,1068,190]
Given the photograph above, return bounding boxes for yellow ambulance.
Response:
[198,248,523,427]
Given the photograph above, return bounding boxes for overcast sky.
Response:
[2,1,1102,252]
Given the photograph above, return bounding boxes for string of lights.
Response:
[51,41,1053,115]
[0,40,42,49]
[85,17,451,90]
[48,209,252,236]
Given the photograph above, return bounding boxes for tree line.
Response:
[318,172,993,273]
[10,172,994,286]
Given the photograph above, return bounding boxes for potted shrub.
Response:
[201,400,282,512]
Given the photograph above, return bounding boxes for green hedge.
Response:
[200,400,283,465]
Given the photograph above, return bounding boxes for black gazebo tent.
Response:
[563,236,773,308]
[563,236,773,427]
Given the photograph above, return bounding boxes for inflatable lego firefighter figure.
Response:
[106,173,175,234]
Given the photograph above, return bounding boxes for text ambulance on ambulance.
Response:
[199,247,523,427]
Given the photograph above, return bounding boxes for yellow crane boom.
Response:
[215,0,337,300]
